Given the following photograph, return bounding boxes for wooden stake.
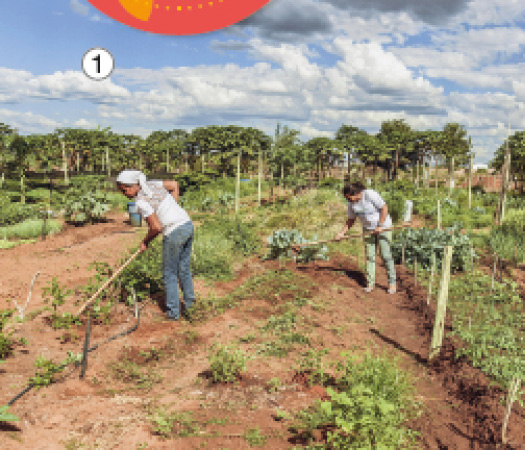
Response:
[429,245,453,361]
[235,148,241,213]
[502,377,521,445]
[77,249,141,316]
[427,253,436,305]
[401,245,405,266]
[497,124,512,225]
[414,256,418,285]
[437,199,441,230]
[468,153,473,209]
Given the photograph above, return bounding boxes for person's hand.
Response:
[373,226,383,235]
[335,232,346,241]
[140,241,148,253]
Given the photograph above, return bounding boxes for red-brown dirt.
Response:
[0,212,523,449]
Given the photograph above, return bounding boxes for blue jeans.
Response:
[162,221,195,319]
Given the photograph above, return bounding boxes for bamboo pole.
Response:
[468,153,473,210]
[106,147,111,177]
[235,148,241,213]
[429,245,453,361]
[61,140,69,185]
[437,199,441,230]
[502,377,522,445]
[257,148,262,207]
[497,125,512,225]
[434,156,438,193]
[414,256,418,285]
[427,252,436,305]
[449,156,454,196]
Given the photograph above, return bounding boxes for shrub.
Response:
[489,209,525,263]
[208,344,246,383]
[392,227,475,272]
[293,351,419,449]
[0,309,15,359]
[266,228,329,263]
[57,178,110,224]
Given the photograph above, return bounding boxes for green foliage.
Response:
[296,348,330,386]
[0,405,20,423]
[293,351,419,449]
[149,409,200,439]
[109,359,162,391]
[258,309,310,357]
[204,216,261,256]
[380,189,408,224]
[266,229,329,263]
[392,227,475,271]
[58,178,110,224]
[0,192,41,226]
[449,272,524,392]
[0,309,15,359]
[42,277,72,314]
[192,227,234,280]
[318,176,342,190]
[489,208,525,263]
[244,427,268,446]
[0,218,61,240]
[29,353,82,388]
[116,242,163,305]
[208,343,246,383]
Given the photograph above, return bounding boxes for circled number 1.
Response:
[93,54,101,74]
[82,47,114,81]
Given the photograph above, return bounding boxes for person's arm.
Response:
[163,180,179,202]
[336,218,356,240]
[374,204,389,233]
[140,213,163,252]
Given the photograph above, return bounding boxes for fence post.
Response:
[427,252,436,305]
[429,245,453,361]
[437,199,441,230]
[502,377,521,445]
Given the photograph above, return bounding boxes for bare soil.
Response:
[0,212,524,449]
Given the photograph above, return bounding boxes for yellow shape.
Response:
[119,0,153,21]
[177,5,182,11]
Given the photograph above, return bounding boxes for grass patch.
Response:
[0,218,62,240]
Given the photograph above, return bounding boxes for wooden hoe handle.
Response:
[291,224,410,250]
[77,249,141,316]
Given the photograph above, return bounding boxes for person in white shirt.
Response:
[336,181,396,294]
[117,170,195,320]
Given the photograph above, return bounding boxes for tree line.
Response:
[0,119,519,183]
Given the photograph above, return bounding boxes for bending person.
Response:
[335,181,396,294]
[117,170,195,320]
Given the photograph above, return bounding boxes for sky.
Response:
[1,0,525,164]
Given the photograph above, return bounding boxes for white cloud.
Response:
[69,0,89,16]
[0,68,130,104]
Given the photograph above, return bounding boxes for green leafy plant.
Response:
[296,348,330,386]
[292,351,420,448]
[42,277,72,314]
[29,355,69,388]
[265,228,329,263]
[392,226,475,271]
[244,427,268,447]
[0,309,15,359]
[58,178,110,224]
[208,343,246,383]
[0,405,20,423]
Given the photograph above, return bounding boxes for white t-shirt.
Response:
[135,180,191,236]
[347,189,392,231]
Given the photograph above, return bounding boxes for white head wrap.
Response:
[116,170,153,198]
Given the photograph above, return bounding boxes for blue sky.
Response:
[1,0,525,164]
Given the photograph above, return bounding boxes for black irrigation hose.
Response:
[6,308,142,407]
